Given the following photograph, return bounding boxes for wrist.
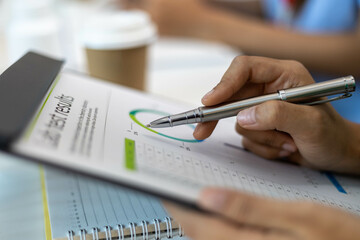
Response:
[348,121,360,174]
[336,120,360,175]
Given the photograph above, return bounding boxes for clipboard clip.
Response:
[303,93,352,106]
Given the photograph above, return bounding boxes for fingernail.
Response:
[237,107,256,126]
[202,89,215,101]
[282,143,297,153]
[199,189,228,211]
[279,150,291,157]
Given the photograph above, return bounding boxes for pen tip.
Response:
[146,124,151,128]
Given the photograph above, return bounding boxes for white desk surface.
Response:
[0,2,239,239]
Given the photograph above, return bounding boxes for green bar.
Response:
[125,138,136,170]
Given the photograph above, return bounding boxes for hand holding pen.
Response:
[158,56,359,174]
[201,57,360,173]
[148,76,354,128]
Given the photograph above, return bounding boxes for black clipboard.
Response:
[0,52,64,149]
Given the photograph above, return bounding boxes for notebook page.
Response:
[44,168,187,239]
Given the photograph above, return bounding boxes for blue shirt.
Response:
[262,0,360,122]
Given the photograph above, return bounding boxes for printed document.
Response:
[13,71,360,214]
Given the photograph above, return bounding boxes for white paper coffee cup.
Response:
[82,11,157,90]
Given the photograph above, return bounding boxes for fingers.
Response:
[198,188,306,230]
[201,56,251,106]
[236,124,296,151]
[164,202,294,240]
[242,138,295,159]
[226,82,265,102]
[165,202,241,240]
[236,125,297,159]
[236,100,320,137]
[201,56,313,106]
[198,56,314,142]
[193,121,218,140]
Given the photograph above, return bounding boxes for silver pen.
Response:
[147,76,356,128]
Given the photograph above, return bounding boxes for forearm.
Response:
[207,0,263,18]
[197,9,360,76]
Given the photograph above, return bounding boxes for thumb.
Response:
[236,100,317,136]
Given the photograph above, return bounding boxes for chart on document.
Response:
[14,71,360,215]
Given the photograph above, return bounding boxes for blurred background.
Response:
[0,0,239,106]
[1,0,359,118]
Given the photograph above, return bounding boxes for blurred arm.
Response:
[197,9,360,76]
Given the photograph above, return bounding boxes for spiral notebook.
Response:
[42,168,188,240]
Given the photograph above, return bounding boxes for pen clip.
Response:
[303,93,352,106]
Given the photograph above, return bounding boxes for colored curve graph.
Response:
[129,109,202,143]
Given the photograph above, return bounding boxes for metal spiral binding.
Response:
[66,218,183,240]
[153,219,161,240]
[67,230,74,240]
[79,229,86,240]
[165,217,172,239]
[129,222,136,240]
[117,224,124,240]
[178,224,183,237]
[141,221,149,240]
[92,227,99,240]
[104,226,112,240]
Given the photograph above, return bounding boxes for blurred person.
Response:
[167,55,360,240]
[123,0,360,122]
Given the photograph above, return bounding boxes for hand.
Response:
[193,56,360,174]
[120,0,215,37]
[165,188,360,240]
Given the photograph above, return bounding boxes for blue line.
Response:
[324,172,347,194]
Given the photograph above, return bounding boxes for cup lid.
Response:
[82,10,157,50]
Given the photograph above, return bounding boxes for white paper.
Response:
[13,71,360,214]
